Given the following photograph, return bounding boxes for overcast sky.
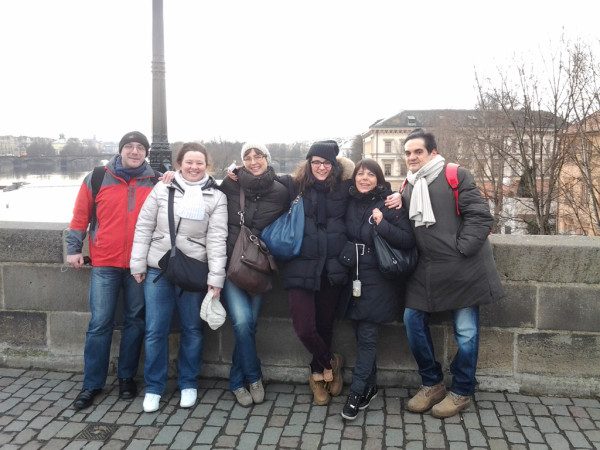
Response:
[1,0,598,144]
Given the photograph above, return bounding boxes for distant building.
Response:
[362,109,560,235]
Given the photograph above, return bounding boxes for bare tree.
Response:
[472,40,581,235]
[559,39,600,235]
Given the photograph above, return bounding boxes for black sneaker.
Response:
[358,385,378,410]
[341,391,362,420]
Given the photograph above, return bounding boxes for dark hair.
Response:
[353,159,386,186]
[294,159,341,193]
[175,142,209,168]
[403,128,437,154]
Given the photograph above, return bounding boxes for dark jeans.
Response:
[350,320,378,395]
[288,278,342,374]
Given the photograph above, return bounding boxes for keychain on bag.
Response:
[352,243,362,297]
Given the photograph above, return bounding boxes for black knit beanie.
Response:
[306,140,339,163]
[119,131,150,155]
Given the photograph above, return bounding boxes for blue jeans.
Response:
[83,267,145,390]
[223,279,262,391]
[404,306,479,396]
[144,267,205,395]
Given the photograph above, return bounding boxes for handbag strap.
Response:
[238,187,246,225]
[167,188,176,248]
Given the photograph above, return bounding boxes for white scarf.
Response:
[405,154,446,228]
[174,171,208,221]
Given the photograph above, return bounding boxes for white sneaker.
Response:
[180,388,197,408]
[143,393,161,413]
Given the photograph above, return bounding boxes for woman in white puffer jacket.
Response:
[130,142,227,413]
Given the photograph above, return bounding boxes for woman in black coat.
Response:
[277,140,354,406]
[339,159,415,420]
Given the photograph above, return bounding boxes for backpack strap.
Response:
[89,166,106,231]
[445,163,460,216]
[400,178,408,193]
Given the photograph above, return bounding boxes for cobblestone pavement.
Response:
[1,368,599,449]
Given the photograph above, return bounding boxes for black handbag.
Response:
[372,226,418,279]
[155,188,209,292]
[226,188,278,295]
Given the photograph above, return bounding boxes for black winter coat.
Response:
[219,167,289,259]
[402,165,505,312]
[339,185,416,323]
[278,171,352,291]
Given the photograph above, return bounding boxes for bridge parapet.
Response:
[1,221,599,397]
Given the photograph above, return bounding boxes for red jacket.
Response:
[66,156,158,268]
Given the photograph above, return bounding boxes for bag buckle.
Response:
[356,243,365,256]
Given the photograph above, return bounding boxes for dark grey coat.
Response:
[401,165,505,312]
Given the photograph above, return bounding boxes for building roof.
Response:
[369,109,561,130]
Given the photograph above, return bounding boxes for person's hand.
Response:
[133,273,146,283]
[372,208,383,225]
[226,169,240,182]
[67,253,85,269]
[160,171,176,184]
[384,192,402,210]
[209,286,222,298]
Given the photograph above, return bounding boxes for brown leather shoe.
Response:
[309,370,330,405]
[406,382,446,413]
[431,392,471,418]
[326,353,344,397]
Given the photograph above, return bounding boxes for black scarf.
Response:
[238,166,277,197]
[349,184,390,202]
[311,179,329,227]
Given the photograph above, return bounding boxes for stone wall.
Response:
[1,222,599,397]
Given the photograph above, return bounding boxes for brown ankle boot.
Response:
[327,353,344,397]
[309,370,330,405]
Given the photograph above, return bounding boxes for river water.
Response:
[0,171,86,223]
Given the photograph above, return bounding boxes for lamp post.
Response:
[149,0,172,172]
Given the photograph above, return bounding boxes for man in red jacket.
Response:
[66,131,158,410]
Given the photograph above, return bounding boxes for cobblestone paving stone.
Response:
[0,368,599,449]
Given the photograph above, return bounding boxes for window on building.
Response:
[384,141,391,153]
[384,164,391,176]
[407,115,417,126]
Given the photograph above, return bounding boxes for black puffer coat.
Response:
[401,165,505,312]
[338,185,416,323]
[279,158,355,291]
[219,166,288,259]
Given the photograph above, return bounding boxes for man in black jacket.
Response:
[401,129,504,419]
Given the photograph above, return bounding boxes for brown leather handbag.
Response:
[226,188,277,295]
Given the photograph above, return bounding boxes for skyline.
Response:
[1,0,598,145]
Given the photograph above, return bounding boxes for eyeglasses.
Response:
[123,143,146,152]
[310,160,332,168]
[243,154,265,163]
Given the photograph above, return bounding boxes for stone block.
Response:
[256,318,309,367]
[376,323,417,371]
[48,312,89,353]
[0,311,46,347]
[538,285,600,332]
[491,235,600,284]
[3,264,89,312]
[517,333,600,377]
[0,222,68,263]
[481,283,536,328]
[475,329,514,374]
